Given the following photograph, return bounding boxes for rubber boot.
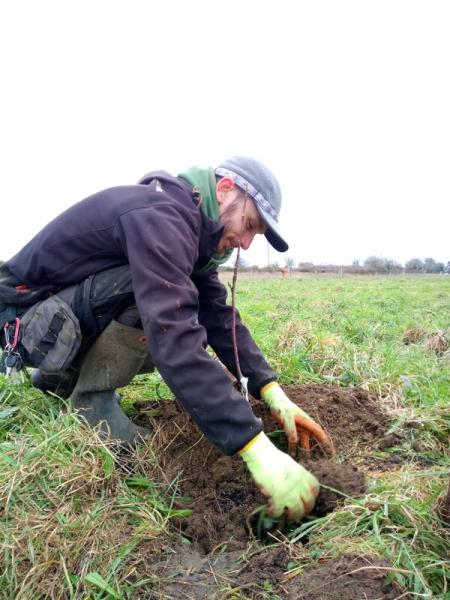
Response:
[32,339,155,398]
[69,320,152,446]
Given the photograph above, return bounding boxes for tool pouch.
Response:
[20,295,82,373]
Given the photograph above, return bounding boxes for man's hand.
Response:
[240,432,319,521]
[262,382,334,457]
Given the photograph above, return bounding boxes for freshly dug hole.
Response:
[135,384,390,553]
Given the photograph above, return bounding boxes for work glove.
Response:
[240,431,319,521]
[262,382,334,457]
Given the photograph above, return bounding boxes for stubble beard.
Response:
[216,197,244,253]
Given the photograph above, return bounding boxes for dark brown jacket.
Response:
[5,172,275,454]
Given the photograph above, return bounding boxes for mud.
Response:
[277,385,393,456]
[283,554,410,599]
[136,384,395,553]
[304,459,365,517]
[147,544,291,599]
[134,384,408,598]
[144,547,406,599]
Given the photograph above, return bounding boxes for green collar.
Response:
[178,166,233,274]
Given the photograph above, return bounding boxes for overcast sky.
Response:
[1,1,449,267]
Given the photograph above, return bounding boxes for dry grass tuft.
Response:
[0,396,174,600]
[436,476,450,525]
[402,325,450,356]
[276,321,310,352]
[424,329,450,356]
[402,326,427,344]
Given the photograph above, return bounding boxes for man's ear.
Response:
[216,177,236,205]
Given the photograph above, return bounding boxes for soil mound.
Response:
[278,384,393,456]
[136,383,391,553]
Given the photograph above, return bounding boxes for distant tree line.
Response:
[220,256,450,274]
[362,257,448,274]
[296,256,449,274]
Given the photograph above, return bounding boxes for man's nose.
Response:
[240,231,256,250]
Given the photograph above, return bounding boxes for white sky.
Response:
[1,1,449,267]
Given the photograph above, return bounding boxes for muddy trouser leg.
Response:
[31,271,156,396]
[72,266,155,444]
[69,266,154,444]
[73,265,155,378]
[36,266,155,444]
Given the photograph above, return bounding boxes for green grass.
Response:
[289,468,449,596]
[0,382,185,599]
[233,274,450,405]
[219,273,450,597]
[1,274,449,598]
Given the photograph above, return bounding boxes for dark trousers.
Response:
[1,265,144,376]
[50,265,143,372]
[71,265,142,342]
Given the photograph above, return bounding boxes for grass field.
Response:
[1,274,449,599]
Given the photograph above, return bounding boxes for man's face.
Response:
[215,178,267,254]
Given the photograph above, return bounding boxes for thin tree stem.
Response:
[228,193,248,393]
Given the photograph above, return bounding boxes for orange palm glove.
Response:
[262,382,334,457]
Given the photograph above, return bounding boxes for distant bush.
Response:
[363,256,403,274]
[405,258,445,273]
[298,262,316,272]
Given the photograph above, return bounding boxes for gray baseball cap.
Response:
[215,156,289,252]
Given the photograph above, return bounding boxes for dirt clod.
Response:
[306,459,366,516]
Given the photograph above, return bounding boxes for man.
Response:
[0,156,332,521]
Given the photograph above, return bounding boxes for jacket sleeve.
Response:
[191,270,277,399]
[113,199,262,455]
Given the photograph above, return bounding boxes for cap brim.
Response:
[266,228,289,253]
[255,206,289,252]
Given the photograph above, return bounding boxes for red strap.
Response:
[3,318,21,351]
[11,318,20,349]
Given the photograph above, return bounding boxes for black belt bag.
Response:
[20,295,82,373]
